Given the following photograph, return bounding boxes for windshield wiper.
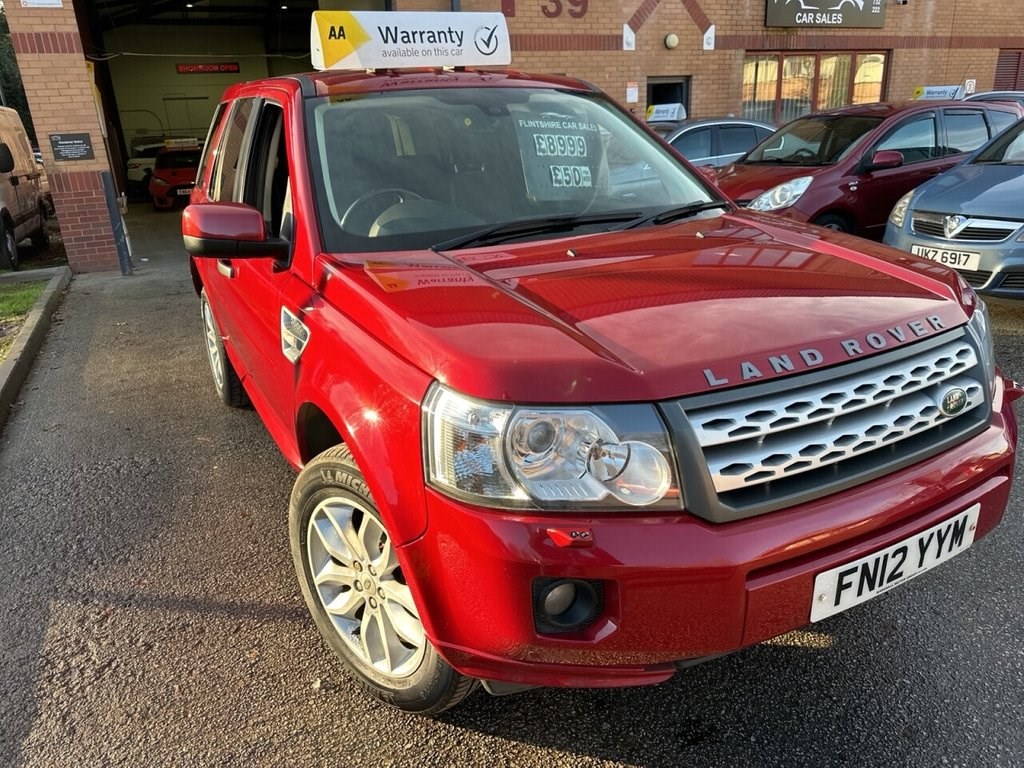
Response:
[619,200,730,230]
[431,211,643,251]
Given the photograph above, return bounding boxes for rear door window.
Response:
[719,125,758,157]
[987,109,1018,136]
[943,109,989,154]
[211,98,257,202]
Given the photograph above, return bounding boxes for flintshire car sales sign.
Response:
[766,0,886,28]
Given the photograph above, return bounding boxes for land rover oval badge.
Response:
[939,387,968,417]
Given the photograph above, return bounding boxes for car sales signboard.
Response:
[311,11,511,70]
[765,0,886,28]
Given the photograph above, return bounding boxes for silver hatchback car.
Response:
[663,118,775,167]
[884,117,1024,301]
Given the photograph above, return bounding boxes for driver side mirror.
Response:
[182,202,289,259]
[865,149,904,172]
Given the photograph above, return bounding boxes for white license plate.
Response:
[810,504,980,622]
[177,188,193,196]
[910,244,981,271]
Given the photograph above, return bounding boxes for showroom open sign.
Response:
[176,63,241,74]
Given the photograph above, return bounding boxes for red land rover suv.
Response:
[182,12,1019,714]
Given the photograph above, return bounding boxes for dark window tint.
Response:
[211,98,256,202]
[755,127,774,143]
[196,103,227,191]
[944,110,989,154]
[876,115,938,164]
[671,127,711,159]
[137,146,163,158]
[719,125,758,156]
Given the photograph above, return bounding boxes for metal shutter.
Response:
[994,50,1024,90]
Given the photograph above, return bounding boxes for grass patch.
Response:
[0,281,47,363]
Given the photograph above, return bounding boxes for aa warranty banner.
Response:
[311,11,511,71]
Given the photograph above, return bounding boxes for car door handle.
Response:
[217,259,236,278]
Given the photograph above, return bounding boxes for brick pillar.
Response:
[5,4,120,273]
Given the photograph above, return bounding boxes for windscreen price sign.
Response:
[311,11,511,70]
[515,117,601,200]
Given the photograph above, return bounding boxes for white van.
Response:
[0,107,49,270]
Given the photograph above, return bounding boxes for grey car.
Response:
[663,118,775,167]
[884,116,1024,301]
[964,91,1024,108]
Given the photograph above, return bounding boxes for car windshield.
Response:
[973,119,1024,164]
[743,114,884,166]
[305,87,718,252]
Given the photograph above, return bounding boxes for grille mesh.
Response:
[679,336,986,512]
[912,214,1019,242]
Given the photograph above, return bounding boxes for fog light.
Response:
[543,581,577,616]
[533,578,603,633]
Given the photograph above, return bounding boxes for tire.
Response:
[813,213,853,233]
[30,208,49,252]
[0,219,18,271]
[200,289,247,407]
[289,445,477,715]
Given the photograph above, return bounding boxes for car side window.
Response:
[987,110,1017,136]
[195,103,227,193]
[943,109,989,155]
[875,114,938,164]
[719,125,757,156]
[243,102,291,241]
[671,127,711,160]
[210,98,257,202]
[754,127,774,143]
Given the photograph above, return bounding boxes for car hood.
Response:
[715,162,830,202]
[910,163,1024,219]
[320,211,969,403]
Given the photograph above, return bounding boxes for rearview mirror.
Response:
[182,202,289,259]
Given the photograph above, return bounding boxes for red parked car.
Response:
[716,100,1023,238]
[149,146,201,210]
[181,11,1018,714]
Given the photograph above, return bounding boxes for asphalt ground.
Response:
[1,207,1023,767]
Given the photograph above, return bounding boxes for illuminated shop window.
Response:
[742,52,888,125]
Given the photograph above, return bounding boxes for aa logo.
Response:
[315,12,371,68]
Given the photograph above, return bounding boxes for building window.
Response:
[995,50,1024,89]
[742,52,887,125]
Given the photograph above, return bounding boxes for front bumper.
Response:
[399,377,1018,688]
[885,224,1024,302]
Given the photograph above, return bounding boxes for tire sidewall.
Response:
[289,450,459,712]
[1,220,18,271]
[200,290,230,404]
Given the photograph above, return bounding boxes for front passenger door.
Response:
[852,112,945,238]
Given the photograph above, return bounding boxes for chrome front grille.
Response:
[912,213,1020,242]
[665,331,990,522]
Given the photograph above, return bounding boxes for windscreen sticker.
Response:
[513,116,602,203]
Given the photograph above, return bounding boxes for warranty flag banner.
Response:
[311,11,511,71]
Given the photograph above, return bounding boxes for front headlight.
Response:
[889,191,914,229]
[151,177,169,187]
[748,176,813,212]
[966,297,996,390]
[424,385,677,510]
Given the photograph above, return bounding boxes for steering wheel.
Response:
[788,148,818,162]
[340,188,423,233]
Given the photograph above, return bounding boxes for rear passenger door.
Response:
[940,108,991,157]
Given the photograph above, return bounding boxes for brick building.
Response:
[4,0,1024,273]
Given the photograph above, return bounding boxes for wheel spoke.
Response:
[356,513,384,563]
[360,609,393,672]
[380,579,418,617]
[323,586,363,619]
[381,594,425,648]
[311,509,355,565]
[313,559,357,588]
